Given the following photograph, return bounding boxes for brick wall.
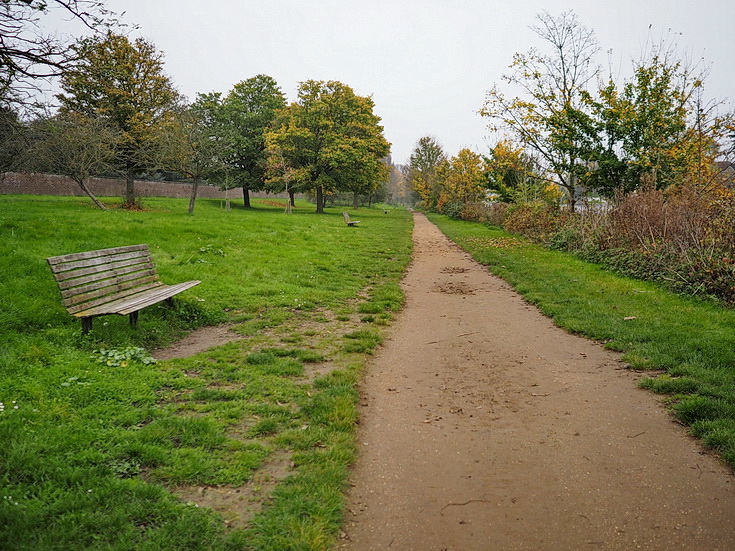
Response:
[0,172,291,200]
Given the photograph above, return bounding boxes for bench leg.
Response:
[129,311,139,326]
[81,317,93,334]
[165,298,174,307]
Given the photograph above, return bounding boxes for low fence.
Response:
[0,172,290,201]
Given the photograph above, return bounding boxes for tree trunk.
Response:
[188,176,200,214]
[353,191,359,209]
[77,178,107,210]
[125,166,136,208]
[242,186,251,208]
[316,185,324,213]
[568,172,578,212]
[288,190,295,207]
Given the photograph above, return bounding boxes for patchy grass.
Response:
[0,195,413,550]
[429,213,735,468]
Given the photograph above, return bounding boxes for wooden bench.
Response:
[342,212,360,226]
[47,244,200,334]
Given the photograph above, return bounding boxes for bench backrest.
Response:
[47,244,162,315]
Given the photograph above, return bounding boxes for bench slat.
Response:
[75,280,201,317]
[65,279,163,313]
[110,281,201,315]
[60,268,158,299]
[47,244,148,266]
[49,249,151,275]
[53,256,154,285]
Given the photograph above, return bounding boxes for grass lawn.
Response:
[429,213,735,469]
[0,195,413,550]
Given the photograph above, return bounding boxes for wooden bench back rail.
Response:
[342,212,360,226]
[47,244,200,333]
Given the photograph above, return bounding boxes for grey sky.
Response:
[65,1,735,163]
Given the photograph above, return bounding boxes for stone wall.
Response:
[0,172,290,200]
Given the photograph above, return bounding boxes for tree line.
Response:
[0,2,390,213]
[404,11,734,215]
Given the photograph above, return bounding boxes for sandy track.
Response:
[341,212,734,550]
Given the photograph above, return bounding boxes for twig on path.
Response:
[440,498,492,516]
[426,331,481,345]
[627,431,646,439]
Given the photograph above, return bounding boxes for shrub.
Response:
[485,202,509,227]
[496,185,735,306]
[441,200,464,219]
[503,201,567,243]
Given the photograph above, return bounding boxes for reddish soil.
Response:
[341,212,735,550]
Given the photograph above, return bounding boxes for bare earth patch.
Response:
[174,451,293,529]
[341,212,735,550]
[152,324,243,360]
[150,295,377,529]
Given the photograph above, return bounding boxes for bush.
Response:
[494,185,735,306]
[441,200,464,219]
[503,201,567,243]
[484,202,509,227]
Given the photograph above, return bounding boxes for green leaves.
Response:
[405,136,446,209]
[93,347,156,368]
[220,75,286,193]
[482,12,732,206]
[57,33,180,206]
[265,80,390,212]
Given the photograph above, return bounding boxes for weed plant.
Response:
[0,196,412,550]
[429,213,735,469]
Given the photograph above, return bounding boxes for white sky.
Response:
[50,0,735,163]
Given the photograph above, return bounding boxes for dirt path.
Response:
[341,212,735,551]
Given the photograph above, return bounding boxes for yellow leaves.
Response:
[437,148,486,204]
[543,183,563,201]
[411,174,433,202]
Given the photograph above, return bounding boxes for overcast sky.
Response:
[51,0,735,163]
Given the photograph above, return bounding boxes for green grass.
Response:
[428,213,735,468]
[0,195,413,550]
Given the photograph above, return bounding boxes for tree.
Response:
[0,106,27,174]
[384,158,415,206]
[481,10,599,211]
[57,32,179,207]
[484,139,526,202]
[265,80,390,213]
[583,53,734,196]
[484,139,554,203]
[436,149,486,211]
[221,75,285,208]
[26,112,118,209]
[266,145,298,212]
[406,135,446,210]
[337,150,390,210]
[151,92,228,214]
[0,0,118,111]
